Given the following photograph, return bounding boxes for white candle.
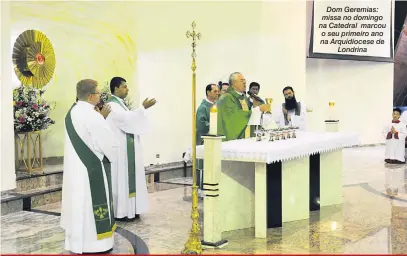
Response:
[328,101,335,120]
[209,105,218,135]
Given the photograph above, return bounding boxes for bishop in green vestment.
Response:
[217,72,271,141]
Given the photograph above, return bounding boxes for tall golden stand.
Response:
[182,21,202,254]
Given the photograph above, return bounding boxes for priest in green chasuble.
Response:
[196,83,219,190]
[61,79,119,254]
[196,83,220,145]
[106,77,156,221]
[217,72,271,141]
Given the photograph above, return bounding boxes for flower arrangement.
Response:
[100,84,133,109]
[13,85,56,133]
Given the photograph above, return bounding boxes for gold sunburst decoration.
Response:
[12,30,56,88]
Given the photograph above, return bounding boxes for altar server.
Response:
[217,72,270,141]
[275,86,307,131]
[61,79,119,254]
[106,77,156,221]
[383,108,407,164]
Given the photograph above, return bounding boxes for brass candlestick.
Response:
[182,21,202,255]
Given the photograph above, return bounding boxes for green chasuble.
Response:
[217,87,252,141]
[196,99,213,146]
[65,103,116,239]
[107,96,136,198]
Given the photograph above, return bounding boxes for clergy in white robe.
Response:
[61,79,119,254]
[275,86,307,131]
[106,77,156,220]
[383,108,407,164]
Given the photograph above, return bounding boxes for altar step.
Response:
[1,161,192,216]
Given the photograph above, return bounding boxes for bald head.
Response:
[228,72,246,93]
[76,79,100,105]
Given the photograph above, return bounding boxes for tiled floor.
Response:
[1,146,406,254]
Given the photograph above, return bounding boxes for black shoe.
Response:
[126,214,140,222]
[115,217,127,222]
[82,248,113,254]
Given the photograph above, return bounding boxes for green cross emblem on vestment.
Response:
[94,206,108,220]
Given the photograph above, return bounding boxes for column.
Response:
[319,150,343,206]
[255,162,267,238]
[201,135,228,248]
[325,101,339,132]
[1,1,16,192]
[325,121,339,132]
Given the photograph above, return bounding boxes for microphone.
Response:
[247,91,265,103]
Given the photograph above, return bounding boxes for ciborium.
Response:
[254,129,263,141]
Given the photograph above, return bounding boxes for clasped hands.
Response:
[282,107,291,121]
[95,105,111,119]
[391,126,397,134]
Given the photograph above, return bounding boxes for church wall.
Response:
[6,1,310,168]
[1,1,17,192]
[305,1,395,145]
[306,59,394,144]
[9,1,141,159]
[135,1,307,165]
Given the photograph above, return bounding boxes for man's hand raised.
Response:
[142,98,157,109]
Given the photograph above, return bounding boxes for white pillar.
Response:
[201,135,228,249]
[0,1,16,192]
[325,121,339,132]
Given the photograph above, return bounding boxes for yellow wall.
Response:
[10,1,270,159]
[10,1,308,162]
[11,1,140,157]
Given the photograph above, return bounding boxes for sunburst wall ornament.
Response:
[12,30,56,88]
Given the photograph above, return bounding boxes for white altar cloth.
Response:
[195,131,359,164]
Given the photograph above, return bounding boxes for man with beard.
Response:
[276,86,307,131]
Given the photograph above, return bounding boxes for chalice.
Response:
[265,98,273,114]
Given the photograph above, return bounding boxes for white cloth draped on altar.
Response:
[183,131,359,164]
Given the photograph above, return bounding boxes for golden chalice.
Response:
[265,98,273,113]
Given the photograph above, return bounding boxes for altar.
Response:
[196,131,359,247]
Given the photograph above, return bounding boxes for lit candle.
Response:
[209,104,218,135]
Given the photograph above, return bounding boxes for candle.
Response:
[209,105,218,135]
[328,101,335,120]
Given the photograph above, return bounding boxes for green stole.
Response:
[106,96,136,198]
[65,103,116,240]
[217,87,252,141]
